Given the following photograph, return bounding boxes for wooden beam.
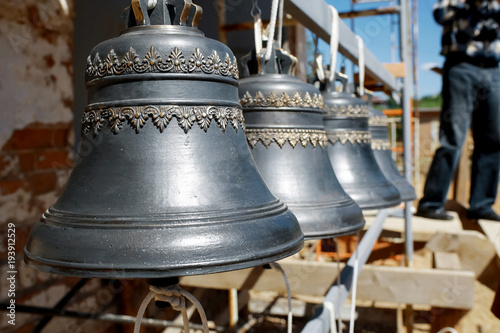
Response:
[180,259,475,309]
[356,266,474,309]
[383,62,406,78]
[434,251,462,270]
[339,6,399,19]
[478,219,500,259]
[426,230,497,277]
[364,212,463,243]
[431,246,468,331]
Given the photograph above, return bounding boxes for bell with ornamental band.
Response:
[238,46,364,239]
[24,0,303,278]
[368,104,416,201]
[321,74,401,209]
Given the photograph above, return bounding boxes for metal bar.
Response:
[399,0,414,266]
[33,278,89,332]
[284,0,401,92]
[339,6,399,19]
[221,18,298,32]
[0,304,225,332]
[352,0,393,3]
[301,209,390,333]
[400,0,415,331]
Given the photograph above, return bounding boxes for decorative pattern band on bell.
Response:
[238,46,364,239]
[321,73,401,210]
[24,0,303,278]
[368,105,416,201]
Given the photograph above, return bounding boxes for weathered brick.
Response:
[0,179,29,195]
[0,153,12,173]
[18,152,36,172]
[52,127,71,147]
[8,128,53,150]
[36,150,71,170]
[28,171,57,195]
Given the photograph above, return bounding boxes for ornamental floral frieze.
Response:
[82,105,245,135]
[246,128,328,149]
[371,139,392,150]
[85,46,239,80]
[327,131,372,145]
[369,116,389,126]
[324,104,369,117]
[240,91,324,109]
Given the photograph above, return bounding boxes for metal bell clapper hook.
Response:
[131,0,202,27]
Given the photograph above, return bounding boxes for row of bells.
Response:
[24,0,415,279]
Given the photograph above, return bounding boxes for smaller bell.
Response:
[368,104,416,201]
[322,74,401,209]
[238,47,364,239]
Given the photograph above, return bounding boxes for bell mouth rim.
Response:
[120,25,204,37]
[303,221,366,240]
[23,234,304,279]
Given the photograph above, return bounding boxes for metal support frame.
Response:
[301,209,390,333]
[0,303,226,332]
[400,0,415,331]
[338,6,400,19]
[33,278,89,332]
[284,0,401,92]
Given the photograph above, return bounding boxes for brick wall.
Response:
[0,1,118,332]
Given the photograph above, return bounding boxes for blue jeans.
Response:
[418,60,500,214]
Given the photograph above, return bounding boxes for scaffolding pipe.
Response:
[0,304,225,331]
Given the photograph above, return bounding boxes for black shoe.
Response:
[467,210,500,221]
[415,207,454,220]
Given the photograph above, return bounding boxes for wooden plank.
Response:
[364,212,463,243]
[478,219,500,258]
[248,291,308,317]
[431,248,467,331]
[383,62,406,78]
[180,259,338,297]
[434,251,462,270]
[426,230,497,277]
[180,260,475,309]
[357,266,474,309]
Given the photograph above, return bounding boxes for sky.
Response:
[316,0,443,99]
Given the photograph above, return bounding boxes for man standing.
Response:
[416,0,500,221]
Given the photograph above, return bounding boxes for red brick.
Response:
[0,153,11,172]
[36,150,71,170]
[0,179,29,195]
[28,171,57,195]
[52,127,71,147]
[18,152,36,172]
[8,128,53,150]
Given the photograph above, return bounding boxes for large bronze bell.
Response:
[322,75,401,209]
[238,47,364,239]
[24,0,303,278]
[368,105,416,201]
